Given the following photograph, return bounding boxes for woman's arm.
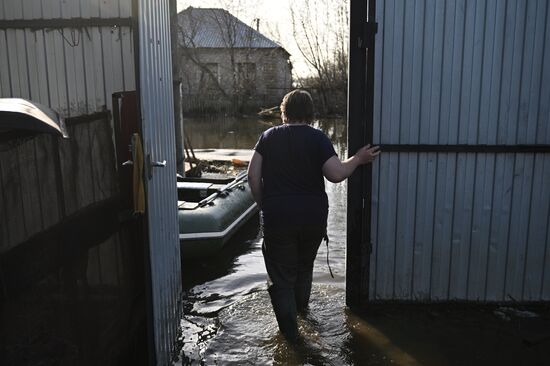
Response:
[247,151,263,206]
[322,144,381,183]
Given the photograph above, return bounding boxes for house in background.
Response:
[177,7,292,114]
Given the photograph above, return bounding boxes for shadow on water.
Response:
[181,213,261,291]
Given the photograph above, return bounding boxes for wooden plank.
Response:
[114,233,124,286]
[0,145,26,250]
[523,154,550,299]
[86,245,102,286]
[89,118,117,201]
[16,138,44,241]
[0,150,9,248]
[58,127,78,215]
[0,197,120,295]
[98,237,120,286]
[34,135,61,229]
[467,153,495,300]
[68,123,96,214]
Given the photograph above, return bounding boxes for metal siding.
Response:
[524,155,550,300]
[138,0,181,364]
[4,0,124,19]
[466,153,494,300]
[0,0,134,115]
[371,0,550,302]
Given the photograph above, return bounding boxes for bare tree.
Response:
[290,0,349,114]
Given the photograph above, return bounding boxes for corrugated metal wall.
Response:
[137,0,181,364]
[0,0,135,116]
[370,0,550,302]
[1,0,182,362]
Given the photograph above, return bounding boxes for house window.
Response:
[198,63,219,92]
[237,62,256,93]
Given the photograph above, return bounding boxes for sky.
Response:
[176,0,313,77]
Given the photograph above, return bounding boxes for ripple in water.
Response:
[179,283,360,365]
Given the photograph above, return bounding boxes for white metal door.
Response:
[138,0,182,364]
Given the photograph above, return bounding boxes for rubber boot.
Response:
[268,285,299,341]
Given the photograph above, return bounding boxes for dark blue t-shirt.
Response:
[254,124,337,227]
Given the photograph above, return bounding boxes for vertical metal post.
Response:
[346,0,376,309]
[171,0,185,176]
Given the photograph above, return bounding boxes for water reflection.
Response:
[183,116,277,150]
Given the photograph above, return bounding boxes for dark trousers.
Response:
[262,224,326,340]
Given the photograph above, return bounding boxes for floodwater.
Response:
[174,116,550,365]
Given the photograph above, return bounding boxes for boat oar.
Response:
[197,171,248,208]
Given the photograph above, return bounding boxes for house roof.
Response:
[177,7,284,50]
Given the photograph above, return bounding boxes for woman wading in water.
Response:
[248,89,380,340]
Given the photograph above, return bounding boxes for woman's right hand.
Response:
[355,144,381,164]
[323,144,381,183]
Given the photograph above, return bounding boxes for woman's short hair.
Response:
[280,89,314,123]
